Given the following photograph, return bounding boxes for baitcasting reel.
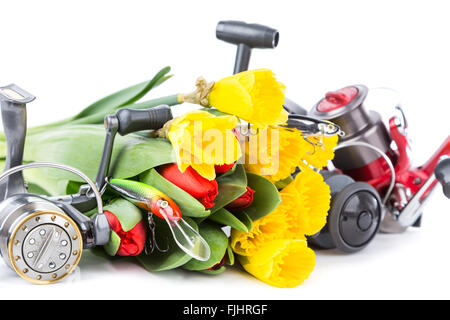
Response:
[307,85,450,252]
[0,84,172,283]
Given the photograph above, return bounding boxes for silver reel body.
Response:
[0,162,107,284]
[0,194,83,284]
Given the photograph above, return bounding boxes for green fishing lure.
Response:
[108,178,210,261]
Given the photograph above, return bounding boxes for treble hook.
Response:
[144,212,169,255]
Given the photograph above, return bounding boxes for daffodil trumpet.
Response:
[156,110,241,181]
[107,178,211,261]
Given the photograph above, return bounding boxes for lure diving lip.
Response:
[107,178,211,261]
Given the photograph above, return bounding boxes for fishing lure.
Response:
[286,114,345,137]
[107,178,211,261]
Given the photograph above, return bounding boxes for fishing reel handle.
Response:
[115,104,173,136]
[216,20,279,74]
[435,158,450,199]
[94,105,173,194]
[215,21,308,116]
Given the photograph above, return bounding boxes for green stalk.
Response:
[69,94,181,125]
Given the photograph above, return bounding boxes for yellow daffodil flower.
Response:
[230,168,330,256]
[207,69,287,129]
[161,110,241,180]
[179,69,286,128]
[238,239,316,288]
[230,169,329,287]
[281,168,330,236]
[230,208,290,256]
[244,126,339,183]
[244,126,303,183]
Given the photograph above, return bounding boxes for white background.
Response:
[0,0,449,299]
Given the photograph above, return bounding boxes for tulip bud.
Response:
[226,186,255,211]
[206,256,226,271]
[103,198,147,256]
[158,163,219,209]
[214,163,235,173]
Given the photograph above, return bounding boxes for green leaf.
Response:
[21,125,175,188]
[210,164,247,213]
[73,66,172,120]
[136,217,197,271]
[275,175,294,190]
[65,180,82,194]
[27,182,51,196]
[104,198,144,232]
[241,172,281,221]
[200,107,233,118]
[233,211,253,232]
[216,162,237,179]
[125,94,180,110]
[139,169,210,218]
[67,93,180,126]
[208,208,248,233]
[226,244,235,266]
[182,221,228,271]
[104,231,121,256]
[88,246,118,260]
[0,139,6,158]
[111,138,176,180]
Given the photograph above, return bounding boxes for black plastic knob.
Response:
[116,105,173,136]
[435,158,450,199]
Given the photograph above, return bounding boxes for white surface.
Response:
[0,0,449,300]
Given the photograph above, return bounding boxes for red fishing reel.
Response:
[308,85,450,252]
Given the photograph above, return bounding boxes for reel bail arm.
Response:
[0,84,35,200]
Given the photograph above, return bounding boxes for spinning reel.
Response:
[308,85,450,252]
[0,84,172,283]
[216,20,450,253]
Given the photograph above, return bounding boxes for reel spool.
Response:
[309,172,383,253]
[309,84,394,178]
[0,162,105,284]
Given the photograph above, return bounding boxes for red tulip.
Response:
[158,163,219,209]
[207,255,227,271]
[214,163,235,173]
[104,210,147,256]
[226,186,255,211]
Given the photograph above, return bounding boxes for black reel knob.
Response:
[309,172,383,253]
[435,158,450,199]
